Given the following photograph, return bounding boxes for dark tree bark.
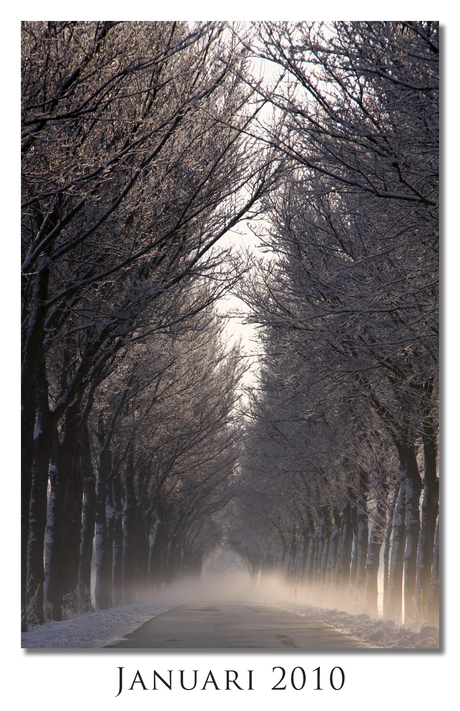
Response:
[382,479,400,615]
[25,364,53,626]
[60,402,84,607]
[148,515,169,588]
[44,449,68,621]
[78,423,96,612]
[385,475,406,621]
[365,484,387,615]
[94,414,111,610]
[43,397,84,618]
[416,416,439,619]
[428,514,439,625]
[21,256,50,622]
[400,439,423,622]
[111,470,124,607]
[122,451,137,605]
[317,507,330,592]
[326,508,341,594]
[337,498,354,595]
[355,469,369,593]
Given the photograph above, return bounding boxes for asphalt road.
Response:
[105,601,368,649]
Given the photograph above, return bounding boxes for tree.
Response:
[22,20,274,625]
[235,21,438,622]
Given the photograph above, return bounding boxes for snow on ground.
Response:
[22,598,439,649]
[21,601,176,648]
[277,601,439,649]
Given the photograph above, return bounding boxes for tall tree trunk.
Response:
[385,473,406,621]
[349,497,358,586]
[326,508,341,594]
[355,469,369,593]
[60,401,84,608]
[94,415,111,610]
[135,519,151,594]
[365,486,387,615]
[318,508,330,593]
[294,534,305,585]
[44,447,68,621]
[304,516,316,589]
[337,498,354,598]
[428,514,439,626]
[290,536,299,583]
[148,515,169,588]
[111,470,124,607]
[416,421,439,621]
[78,423,96,612]
[382,479,400,615]
[21,256,49,624]
[122,450,137,605]
[401,439,423,622]
[25,365,53,626]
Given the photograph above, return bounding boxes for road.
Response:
[105,601,368,649]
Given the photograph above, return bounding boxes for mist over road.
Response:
[105,600,368,649]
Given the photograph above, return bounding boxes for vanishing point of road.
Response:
[106,601,368,649]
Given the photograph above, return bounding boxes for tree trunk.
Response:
[326,508,341,594]
[78,423,96,612]
[318,508,330,593]
[111,470,124,607]
[337,498,354,597]
[25,366,53,627]
[401,440,423,622]
[382,479,400,615]
[21,256,50,623]
[94,416,111,610]
[355,469,369,593]
[135,520,151,594]
[385,474,406,621]
[416,423,439,621]
[148,516,169,588]
[427,514,439,626]
[303,516,315,589]
[349,497,358,586]
[60,402,84,608]
[365,488,387,615]
[122,451,137,605]
[44,453,67,621]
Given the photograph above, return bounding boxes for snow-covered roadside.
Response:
[21,601,176,648]
[21,598,439,649]
[277,601,439,649]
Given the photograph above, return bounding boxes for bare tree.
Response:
[235,21,438,622]
[22,20,274,625]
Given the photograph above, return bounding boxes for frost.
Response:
[278,601,439,649]
[21,601,175,648]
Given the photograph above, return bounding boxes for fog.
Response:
[132,565,383,621]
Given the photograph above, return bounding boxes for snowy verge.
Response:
[277,601,439,649]
[21,598,440,649]
[21,601,176,648]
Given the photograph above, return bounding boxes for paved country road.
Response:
[105,601,369,649]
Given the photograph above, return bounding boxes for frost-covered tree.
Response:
[22,20,273,625]
[235,20,438,622]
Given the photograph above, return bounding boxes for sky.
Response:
[217,221,264,388]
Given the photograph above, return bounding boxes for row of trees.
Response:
[21,21,439,631]
[231,22,439,624]
[21,21,275,628]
